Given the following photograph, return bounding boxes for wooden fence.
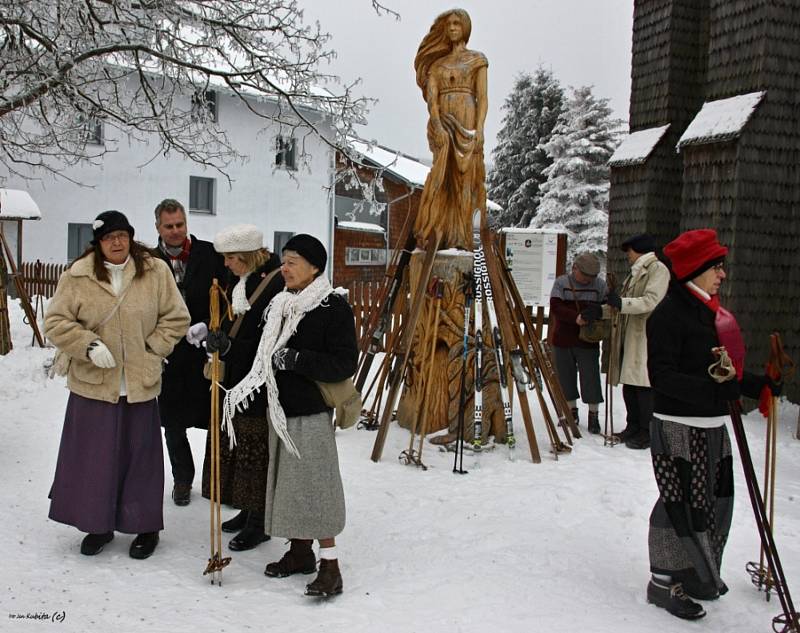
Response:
[20,260,68,299]
[344,279,404,349]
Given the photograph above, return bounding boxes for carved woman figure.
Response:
[414,9,488,250]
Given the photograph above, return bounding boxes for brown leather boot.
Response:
[264,539,316,578]
[305,558,343,597]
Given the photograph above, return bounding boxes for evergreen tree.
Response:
[530,85,622,265]
[486,68,565,227]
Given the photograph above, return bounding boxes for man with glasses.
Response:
[152,199,224,507]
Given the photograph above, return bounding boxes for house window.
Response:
[335,192,387,226]
[78,115,103,145]
[192,89,218,123]
[67,223,94,262]
[189,176,215,214]
[345,247,387,266]
[274,231,295,255]
[275,136,296,170]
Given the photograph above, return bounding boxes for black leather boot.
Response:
[80,532,114,556]
[587,410,601,434]
[221,510,248,533]
[229,512,270,551]
[129,532,159,559]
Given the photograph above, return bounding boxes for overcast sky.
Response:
[305,0,634,161]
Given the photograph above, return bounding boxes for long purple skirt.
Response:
[49,393,164,534]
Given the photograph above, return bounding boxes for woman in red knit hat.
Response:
[642,229,780,621]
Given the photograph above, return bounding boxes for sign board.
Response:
[500,229,567,308]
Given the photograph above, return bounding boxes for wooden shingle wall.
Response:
[610,0,800,402]
[677,0,800,401]
[609,0,710,280]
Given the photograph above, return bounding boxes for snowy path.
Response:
[2,302,799,633]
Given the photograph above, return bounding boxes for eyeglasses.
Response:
[712,263,725,273]
[100,231,130,243]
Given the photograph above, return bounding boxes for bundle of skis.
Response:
[361,208,579,470]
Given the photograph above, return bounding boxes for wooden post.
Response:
[0,251,11,355]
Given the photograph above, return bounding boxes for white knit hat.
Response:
[213,224,263,253]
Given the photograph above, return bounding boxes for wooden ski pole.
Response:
[202,279,231,585]
[746,333,795,601]
[603,273,618,446]
[710,348,798,632]
[453,274,473,474]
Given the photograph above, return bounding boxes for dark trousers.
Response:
[553,345,603,404]
[622,384,653,434]
[164,427,195,486]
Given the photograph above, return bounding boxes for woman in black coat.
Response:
[644,229,778,621]
[221,234,357,597]
[194,224,284,551]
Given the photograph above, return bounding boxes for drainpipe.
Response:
[328,144,336,284]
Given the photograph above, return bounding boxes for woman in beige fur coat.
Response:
[45,210,189,560]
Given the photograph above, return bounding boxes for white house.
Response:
[2,86,336,267]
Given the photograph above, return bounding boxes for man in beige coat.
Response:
[604,234,669,449]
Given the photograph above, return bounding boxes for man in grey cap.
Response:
[603,234,669,449]
[549,252,608,433]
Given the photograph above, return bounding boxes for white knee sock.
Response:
[319,546,337,560]
[652,573,672,585]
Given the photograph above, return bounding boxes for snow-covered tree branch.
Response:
[0,0,374,184]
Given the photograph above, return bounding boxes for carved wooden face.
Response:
[445,14,464,44]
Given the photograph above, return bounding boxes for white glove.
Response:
[186,322,209,347]
[88,340,116,369]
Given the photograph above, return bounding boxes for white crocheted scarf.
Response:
[221,274,334,458]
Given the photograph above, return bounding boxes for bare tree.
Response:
[0,0,388,184]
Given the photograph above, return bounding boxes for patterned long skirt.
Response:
[201,414,269,514]
[648,417,733,596]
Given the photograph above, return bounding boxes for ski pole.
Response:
[710,349,798,631]
[454,274,473,474]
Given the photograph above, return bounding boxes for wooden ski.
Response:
[370,234,442,462]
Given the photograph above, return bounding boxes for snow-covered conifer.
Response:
[486,68,564,228]
[530,85,622,265]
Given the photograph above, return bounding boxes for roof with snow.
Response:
[608,125,670,167]
[344,138,504,212]
[0,189,41,220]
[347,139,431,188]
[336,220,385,234]
[678,91,766,148]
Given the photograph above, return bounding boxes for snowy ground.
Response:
[2,298,799,633]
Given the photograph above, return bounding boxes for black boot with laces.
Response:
[647,578,706,620]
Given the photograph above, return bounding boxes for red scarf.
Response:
[686,283,745,380]
[166,237,192,262]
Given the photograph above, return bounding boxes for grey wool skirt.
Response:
[264,411,346,540]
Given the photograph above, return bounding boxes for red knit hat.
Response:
[663,229,728,282]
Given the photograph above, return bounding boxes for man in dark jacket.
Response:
[152,198,225,506]
[549,252,608,433]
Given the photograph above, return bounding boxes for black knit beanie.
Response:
[91,210,135,244]
[282,233,327,273]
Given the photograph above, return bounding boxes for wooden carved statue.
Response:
[413,8,488,250]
